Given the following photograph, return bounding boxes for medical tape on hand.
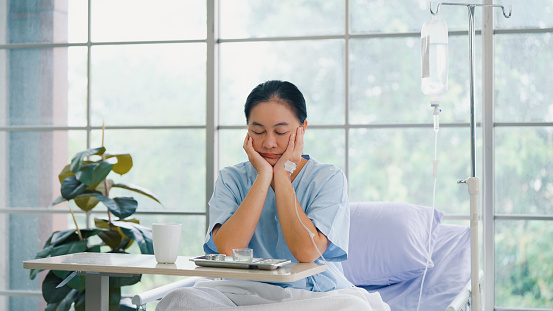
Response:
[284,160,297,173]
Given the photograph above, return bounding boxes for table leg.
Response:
[85,273,109,311]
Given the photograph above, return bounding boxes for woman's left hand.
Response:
[275,126,304,174]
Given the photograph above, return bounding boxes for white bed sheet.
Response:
[156,278,391,311]
[359,224,471,311]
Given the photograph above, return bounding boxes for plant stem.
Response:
[68,205,83,240]
[101,121,113,226]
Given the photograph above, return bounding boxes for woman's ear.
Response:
[301,120,308,132]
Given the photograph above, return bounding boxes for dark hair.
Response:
[244,80,307,124]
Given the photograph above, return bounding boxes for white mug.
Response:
[152,223,182,264]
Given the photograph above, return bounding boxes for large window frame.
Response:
[1,1,553,310]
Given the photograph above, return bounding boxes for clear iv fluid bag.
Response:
[421,19,448,96]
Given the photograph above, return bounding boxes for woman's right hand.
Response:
[243,133,273,178]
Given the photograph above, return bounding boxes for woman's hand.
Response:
[275,126,304,174]
[243,133,273,177]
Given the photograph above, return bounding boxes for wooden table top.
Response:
[23,252,326,283]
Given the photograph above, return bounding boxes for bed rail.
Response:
[446,271,483,311]
[132,277,208,310]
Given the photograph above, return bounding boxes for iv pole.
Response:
[428,3,511,311]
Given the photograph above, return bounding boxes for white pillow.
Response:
[342,202,443,286]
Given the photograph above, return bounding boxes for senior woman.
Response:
[156,80,389,310]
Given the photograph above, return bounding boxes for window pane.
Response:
[495,0,553,30]
[349,127,480,214]
[495,33,553,122]
[305,129,346,172]
[68,0,89,43]
[68,47,88,127]
[495,127,553,215]
[220,0,344,38]
[4,214,41,309]
[349,35,481,124]
[91,0,206,42]
[496,220,553,308]
[219,129,248,170]
[91,129,206,212]
[2,129,86,309]
[5,47,76,127]
[350,0,479,34]
[0,50,7,127]
[1,0,85,45]
[220,40,345,126]
[90,44,206,126]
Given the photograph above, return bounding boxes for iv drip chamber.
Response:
[421,19,448,96]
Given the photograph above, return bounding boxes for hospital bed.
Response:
[131,202,476,310]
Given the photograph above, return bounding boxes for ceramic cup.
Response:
[152,223,182,264]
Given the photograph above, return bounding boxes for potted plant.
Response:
[29,144,162,311]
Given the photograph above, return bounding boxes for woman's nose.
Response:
[262,133,277,149]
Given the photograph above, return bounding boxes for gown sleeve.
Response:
[203,166,251,254]
[303,168,350,262]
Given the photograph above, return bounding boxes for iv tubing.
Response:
[286,164,365,296]
[416,104,440,311]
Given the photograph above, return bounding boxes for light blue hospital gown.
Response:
[203,156,351,292]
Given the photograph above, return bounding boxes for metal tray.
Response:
[190,255,291,270]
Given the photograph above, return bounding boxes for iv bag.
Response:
[421,19,448,96]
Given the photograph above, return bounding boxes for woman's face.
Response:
[247,99,305,166]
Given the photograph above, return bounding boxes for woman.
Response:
[156,81,389,310]
[204,80,350,292]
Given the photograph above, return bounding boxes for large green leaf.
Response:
[112,182,162,205]
[75,158,116,187]
[60,176,87,200]
[42,271,72,304]
[45,289,81,311]
[57,164,75,184]
[114,221,154,255]
[74,178,114,211]
[30,229,105,279]
[74,293,85,311]
[50,239,89,258]
[109,273,142,287]
[96,228,123,250]
[95,218,139,251]
[45,288,81,311]
[105,153,133,175]
[109,286,122,311]
[45,229,104,248]
[70,147,105,173]
[95,195,138,219]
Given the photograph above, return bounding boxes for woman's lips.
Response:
[261,153,280,159]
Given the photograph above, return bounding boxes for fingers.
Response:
[295,126,304,155]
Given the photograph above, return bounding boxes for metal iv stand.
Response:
[428,3,511,311]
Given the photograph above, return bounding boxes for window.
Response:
[1,1,552,310]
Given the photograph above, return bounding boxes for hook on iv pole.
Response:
[430,2,512,18]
